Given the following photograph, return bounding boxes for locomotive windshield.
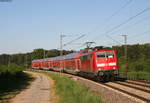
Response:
[96,51,114,58]
[96,52,105,58]
[106,51,114,58]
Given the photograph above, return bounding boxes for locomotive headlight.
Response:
[97,63,105,67]
[108,62,116,66]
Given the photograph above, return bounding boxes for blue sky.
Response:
[0,0,150,54]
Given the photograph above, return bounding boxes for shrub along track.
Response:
[32,69,150,103]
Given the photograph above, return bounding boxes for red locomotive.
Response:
[32,47,118,81]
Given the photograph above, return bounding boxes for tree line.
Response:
[0,49,74,67]
[113,43,150,72]
[0,43,150,73]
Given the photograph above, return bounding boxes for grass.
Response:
[41,72,102,103]
[0,65,34,103]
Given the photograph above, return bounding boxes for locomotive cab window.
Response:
[106,51,114,58]
[96,51,114,58]
[96,52,106,58]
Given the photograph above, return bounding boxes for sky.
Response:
[0,0,150,54]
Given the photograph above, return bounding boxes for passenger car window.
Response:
[80,54,92,61]
[80,55,87,61]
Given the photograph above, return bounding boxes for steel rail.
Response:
[113,82,150,94]
[102,83,150,103]
[125,81,150,88]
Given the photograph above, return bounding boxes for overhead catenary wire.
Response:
[106,35,122,45]
[109,15,150,35]
[104,6,150,35]
[129,30,150,41]
[86,0,133,35]
[67,0,133,50]
[63,34,86,47]
[129,34,150,44]
[91,5,150,45]
[118,29,150,44]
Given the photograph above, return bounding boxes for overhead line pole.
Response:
[8,55,11,67]
[60,34,62,56]
[43,50,46,59]
[60,34,66,56]
[121,35,128,78]
[25,54,28,69]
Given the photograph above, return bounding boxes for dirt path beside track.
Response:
[10,72,55,103]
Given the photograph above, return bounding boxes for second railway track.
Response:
[124,80,150,88]
[105,82,150,103]
[112,81,150,93]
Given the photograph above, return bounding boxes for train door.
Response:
[75,59,81,71]
[77,59,81,70]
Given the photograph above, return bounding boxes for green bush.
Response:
[0,64,23,77]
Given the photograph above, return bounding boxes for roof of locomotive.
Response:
[94,49,115,52]
[80,49,114,56]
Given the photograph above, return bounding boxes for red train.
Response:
[32,47,118,81]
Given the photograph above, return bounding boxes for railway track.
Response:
[128,79,150,84]
[124,80,150,88]
[31,69,150,103]
[102,83,150,103]
[102,78,150,103]
[117,77,150,86]
[112,81,150,93]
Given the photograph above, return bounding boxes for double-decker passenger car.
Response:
[32,47,118,81]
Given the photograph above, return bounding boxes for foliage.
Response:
[0,64,23,77]
[0,43,150,79]
[113,43,150,80]
[0,49,74,67]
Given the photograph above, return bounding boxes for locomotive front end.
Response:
[94,49,118,81]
